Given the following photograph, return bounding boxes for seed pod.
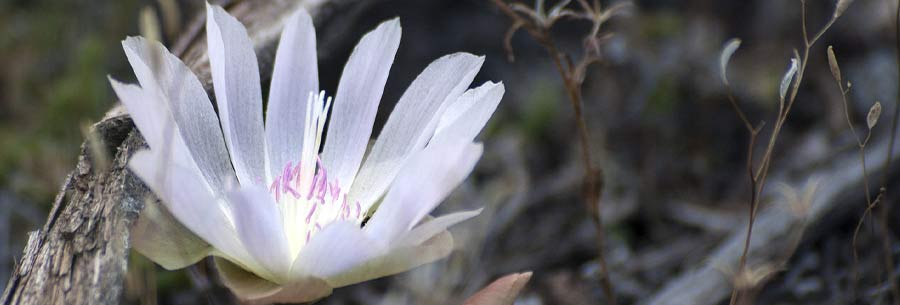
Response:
[868,101,882,129]
[834,0,854,19]
[780,58,799,101]
[827,46,841,84]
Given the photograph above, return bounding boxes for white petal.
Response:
[128,150,259,271]
[363,138,483,243]
[397,209,482,247]
[331,229,455,288]
[110,77,199,178]
[321,18,401,189]
[108,78,167,151]
[291,221,382,283]
[434,81,504,142]
[131,196,212,270]
[207,4,267,186]
[266,8,319,177]
[291,221,454,288]
[120,37,235,196]
[350,53,484,209]
[227,187,292,279]
[216,257,333,305]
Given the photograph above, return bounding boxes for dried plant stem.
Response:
[878,0,900,303]
[831,62,878,296]
[850,1,900,303]
[548,44,614,305]
[726,1,838,304]
[488,1,616,304]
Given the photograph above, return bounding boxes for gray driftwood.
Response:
[644,134,899,305]
[0,1,356,304]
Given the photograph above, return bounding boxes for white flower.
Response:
[111,4,504,304]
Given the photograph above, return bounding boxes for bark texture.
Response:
[0,1,355,303]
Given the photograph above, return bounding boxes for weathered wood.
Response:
[643,136,900,305]
[0,1,354,304]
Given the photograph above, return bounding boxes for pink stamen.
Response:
[329,181,341,200]
[269,176,281,203]
[292,162,302,189]
[305,203,317,224]
[316,176,327,201]
[306,173,319,200]
[281,161,294,189]
[284,183,301,198]
[339,197,348,219]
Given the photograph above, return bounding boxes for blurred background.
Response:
[2,0,900,304]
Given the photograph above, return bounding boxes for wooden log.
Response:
[0,1,355,304]
[643,135,899,305]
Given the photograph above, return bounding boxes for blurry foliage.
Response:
[0,0,141,204]
[519,78,562,140]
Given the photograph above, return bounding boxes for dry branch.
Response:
[0,1,356,304]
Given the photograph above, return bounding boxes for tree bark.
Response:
[0,1,355,304]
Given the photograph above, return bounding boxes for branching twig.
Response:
[488,1,629,304]
[719,1,847,303]
[875,0,900,303]
[827,45,886,299]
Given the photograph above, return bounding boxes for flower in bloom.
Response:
[111,4,504,304]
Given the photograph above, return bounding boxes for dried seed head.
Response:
[868,101,882,129]
[733,263,780,290]
[834,0,854,19]
[719,38,741,85]
[778,179,820,218]
[827,46,841,84]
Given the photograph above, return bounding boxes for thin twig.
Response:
[726,1,842,303]
[877,0,900,303]
[488,1,620,304]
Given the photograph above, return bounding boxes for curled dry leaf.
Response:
[719,38,741,85]
[463,272,533,305]
[827,46,841,84]
[868,101,882,129]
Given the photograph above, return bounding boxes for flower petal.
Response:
[120,36,235,196]
[227,187,292,279]
[109,78,200,187]
[130,196,212,270]
[434,81,504,143]
[350,53,484,210]
[128,150,259,271]
[321,18,401,189]
[462,272,533,305]
[396,209,482,247]
[108,78,167,151]
[291,221,382,284]
[291,221,455,288]
[206,4,267,186]
[363,138,482,243]
[266,8,319,177]
[330,229,455,287]
[216,257,332,305]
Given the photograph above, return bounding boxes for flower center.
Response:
[264,91,364,256]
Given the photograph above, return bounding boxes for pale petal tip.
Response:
[206,2,232,22]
